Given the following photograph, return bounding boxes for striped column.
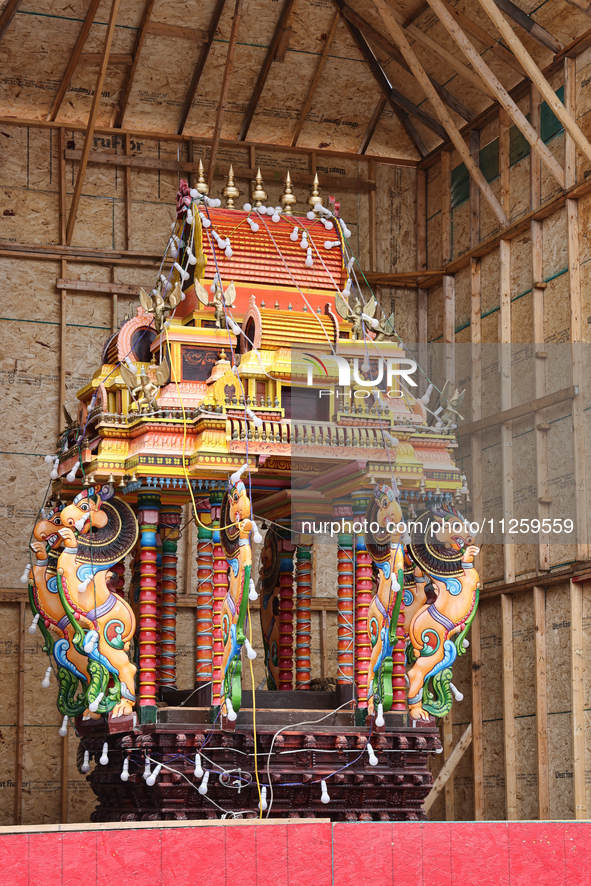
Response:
[196,515,214,690]
[278,539,295,691]
[155,533,162,688]
[352,491,372,711]
[210,491,227,707]
[336,505,355,689]
[137,490,161,719]
[295,542,312,689]
[392,565,407,711]
[159,505,182,688]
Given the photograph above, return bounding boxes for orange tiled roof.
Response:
[198,208,345,293]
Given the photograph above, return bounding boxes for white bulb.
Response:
[66,471,76,483]
[402,532,412,545]
[272,213,280,223]
[305,257,313,268]
[450,682,464,702]
[251,520,263,544]
[59,715,69,737]
[324,221,333,230]
[245,407,263,428]
[320,780,330,804]
[88,691,104,713]
[50,468,59,480]
[42,666,52,689]
[187,252,197,265]
[146,762,162,786]
[391,578,400,593]
[314,203,323,213]
[245,639,257,660]
[194,753,203,779]
[259,206,268,214]
[325,240,339,250]
[143,758,151,780]
[44,455,54,464]
[81,750,90,773]
[226,699,237,722]
[227,319,242,336]
[120,758,130,782]
[215,198,222,207]
[243,202,252,212]
[259,785,268,811]
[463,639,470,648]
[375,703,385,728]
[275,206,282,213]
[203,218,211,228]
[435,746,443,754]
[249,579,258,601]
[290,226,299,241]
[170,246,178,259]
[300,238,308,249]
[361,357,370,373]
[20,564,31,585]
[190,188,199,199]
[186,212,193,225]
[367,742,378,766]
[307,211,315,220]
[250,221,259,232]
[99,742,109,765]
[421,383,433,405]
[225,246,233,258]
[28,613,40,634]
[198,771,209,795]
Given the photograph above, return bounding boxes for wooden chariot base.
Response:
[79,690,441,822]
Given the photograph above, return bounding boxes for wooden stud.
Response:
[370,0,508,227]
[443,712,454,819]
[46,0,102,122]
[206,0,244,189]
[437,0,523,74]
[60,261,67,433]
[565,58,577,190]
[501,593,517,819]
[492,0,563,53]
[441,152,452,265]
[177,0,227,135]
[116,0,156,128]
[58,126,67,247]
[14,601,24,826]
[358,96,387,155]
[470,130,480,248]
[532,586,549,819]
[0,0,22,43]
[570,579,586,818]
[368,159,377,274]
[291,12,339,147]
[471,607,484,819]
[417,167,428,394]
[499,110,511,218]
[144,22,207,41]
[476,0,591,169]
[79,53,132,65]
[60,729,69,823]
[65,0,122,246]
[125,132,132,250]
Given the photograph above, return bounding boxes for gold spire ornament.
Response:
[307,173,323,213]
[280,171,297,216]
[196,158,209,195]
[251,168,267,207]
[222,165,240,208]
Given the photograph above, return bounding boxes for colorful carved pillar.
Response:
[210,491,228,707]
[278,534,295,691]
[155,532,162,688]
[335,500,355,693]
[196,509,214,691]
[353,491,372,712]
[159,504,182,688]
[391,545,406,712]
[137,489,161,721]
[295,540,312,689]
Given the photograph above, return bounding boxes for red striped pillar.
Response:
[391,546,406,712]
[353,492,372,711]
[336,501,354,690]
[159,505,182,688]
[137,490,161,722]
[278,538,295,691]
[210,491,227,707]
[295,542,312,689]
[196,512,214,691]
[155,533,162,688]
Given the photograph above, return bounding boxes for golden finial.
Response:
[307,173,323,213]
[222,165,240,209]
[251,168,267,207]
[196,159,209,195]
[280,170,297,216]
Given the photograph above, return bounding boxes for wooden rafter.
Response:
[65,0,121,246]
[46,0,102,122]
[291,11,340,146]
[358,95,387,154]
[564,0,591,18]
[437,0,523,74]
[238,0,298,141]
[476,0,591,168]
[371,0,508,225]
[177,0,227,135]
[336,4,447,142]
[493,0,563,53]
[0,0,22,43]
[79,53,132,65]
[206,0,244,187]
[341,4,473,121]
[115,0,156,129]
[425,0,565,188]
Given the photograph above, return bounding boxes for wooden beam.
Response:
[402,19,494,97]
[438,0,523,75]
[340,4,474,121]
[425,0,565,189]
[116,0,156,129]
[371,0,508,226]
[532,586,549,820]
[291,12,340,146]
[14,601,24,826]
[501,594,517,819]
[477,0,591,169]
[59,263,67,432]
[58,127,67,246]
[358,96,386,154]
[206,0,244,188]
[564,0,591,17]
[177,0,227,135]
[124,132,132,250]
[239,0,298,141]
[65,0,122,246]
[570,579,586,818]
[492,0,563,53]
[470,130,480,247]
[458,386,578,437]
[56,278,140,295]
[0,0,22,43]
[144,22,207,41]
[79,53,132,64]
[60,729,69,824]
[442,712,454,819]
[417,167,428,395]
[47,0,102,122]
[423,724,473,812]
[471,604,484,819]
